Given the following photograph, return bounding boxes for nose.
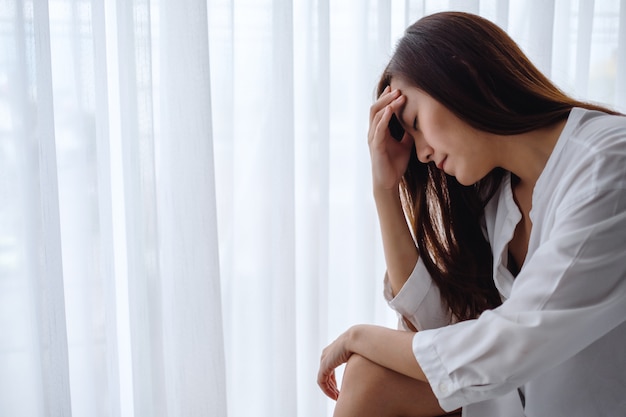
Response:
[414,135,433,164]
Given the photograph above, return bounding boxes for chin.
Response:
[453,174,483,186]
[452,169,485,186]
[456,178,475,186]
[450,171,469,186]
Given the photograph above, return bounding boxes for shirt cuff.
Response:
[384,259,431,311]
[384,258,450,330]
[413,329,467,412]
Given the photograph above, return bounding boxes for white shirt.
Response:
[384,108,626,417]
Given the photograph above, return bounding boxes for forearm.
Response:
[348,324,427,382]
[374,186,419,296]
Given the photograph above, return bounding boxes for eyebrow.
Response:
[396,105,408,129]
[395,101,415,132]
[397,110,416,132]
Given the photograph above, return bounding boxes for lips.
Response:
[437,157,446,170]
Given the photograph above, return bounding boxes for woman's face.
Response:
[389,77,496,186]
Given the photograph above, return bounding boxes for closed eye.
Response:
[412,117,418,131]
[388,113,405,141]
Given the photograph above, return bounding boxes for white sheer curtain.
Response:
[1,1,624,417]
[1,0,226,416]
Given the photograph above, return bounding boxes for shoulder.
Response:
[534,108,626,215]
[567,108,626,154]
[551,108,626,185]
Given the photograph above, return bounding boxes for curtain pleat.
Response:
[90,0,122,415]
[114,1,167,415]
[294,0,330,415]
[576,0,596,97]
[405,0,425,27]
[31,1,73,415]
[617,0,626,108]
[206,6,234,399]
[495,0,509,30]
[269,0,298,414]
[552,0,573,93]
[352,0,387,324]
[157,0,227,415]
[101,0,138,414]
[0,0,72,415]
[524,0,556,77]
[219,0,299,414]
[450,0,479,13]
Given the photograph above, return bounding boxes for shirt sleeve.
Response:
[383,258,452,331]
[413,187,626,412]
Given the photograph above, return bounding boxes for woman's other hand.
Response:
[317,328,355,400]
[368,86,414,190]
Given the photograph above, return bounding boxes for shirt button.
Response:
[438,383,449,394]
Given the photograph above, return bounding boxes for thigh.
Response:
[334,354,461,417]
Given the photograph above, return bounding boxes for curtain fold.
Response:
[1,1,624,417]
[158,0,226,415]
[91,0,123,414]
[619,0,626,104]
[525,0,556,76]
[0,1,72,415]
[215,0,298,414]
[268,0,298,413]
[293,1,330,415]
[31,1,73,415]
[115,1,167,415]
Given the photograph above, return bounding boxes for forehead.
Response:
[389,76,416,93]
[388,77,417,124]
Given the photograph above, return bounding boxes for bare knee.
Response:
[334,354,392,416]
[342,354,388,396]
[334,354,454,417]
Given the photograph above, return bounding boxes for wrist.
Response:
[373,184,400,200]
[373,187,404,216]
[346,324,370,354]
[345,325,359,354]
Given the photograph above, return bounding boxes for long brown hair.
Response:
[378,11,620,321]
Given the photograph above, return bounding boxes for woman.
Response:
[318,11,626,417]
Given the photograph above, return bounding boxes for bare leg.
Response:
[334,354,461,417]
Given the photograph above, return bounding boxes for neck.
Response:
[496,119,568,190]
